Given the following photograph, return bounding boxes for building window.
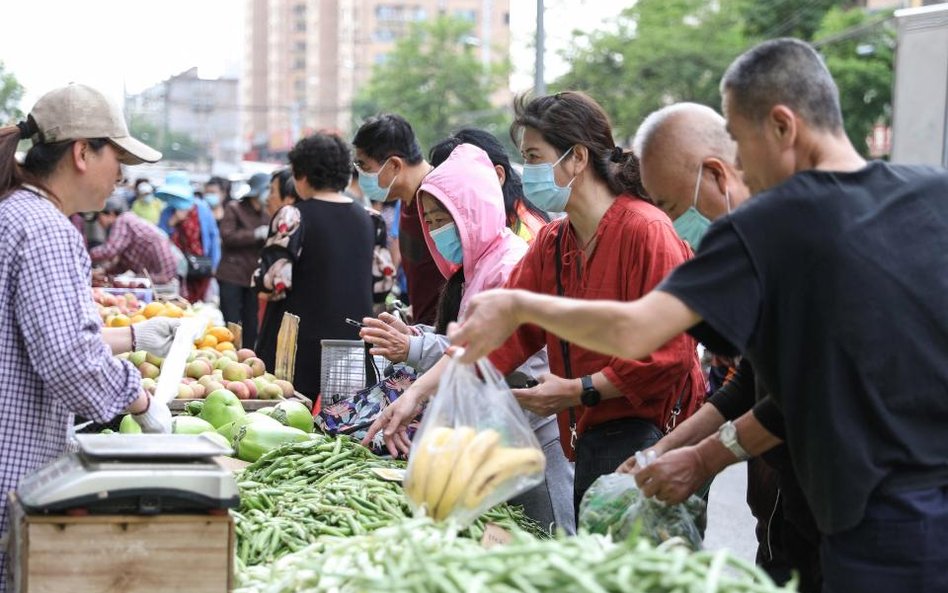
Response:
[293,3,306,15]
[295,41,306,53]
[504,11,510,25]
[455,9,476,22]
[374,53,389,65]
[374,28,396,42]
[295,19,306,32]
[376,5,402,21]
[293,57,306,70]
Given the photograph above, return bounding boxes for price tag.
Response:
[370,467,406,482]
[480,523,512,549]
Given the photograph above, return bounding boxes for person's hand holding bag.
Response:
[131,317,182,357]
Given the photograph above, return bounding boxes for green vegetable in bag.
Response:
[580,473,705,550]
[579,473,642,534]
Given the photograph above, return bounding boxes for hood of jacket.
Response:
[417,143,528,319]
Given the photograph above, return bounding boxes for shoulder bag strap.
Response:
[554,222,579,451]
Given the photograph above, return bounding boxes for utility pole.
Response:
[535,0,546,96]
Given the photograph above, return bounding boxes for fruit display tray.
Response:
[168,391,313,415]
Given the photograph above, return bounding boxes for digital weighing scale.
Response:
[17,433,240,514]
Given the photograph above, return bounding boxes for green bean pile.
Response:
[233,436,549,567]
[235,518,797,593]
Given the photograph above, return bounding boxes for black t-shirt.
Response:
[284,199,374,399]
[707,358,785,439]
[660,161,948,534]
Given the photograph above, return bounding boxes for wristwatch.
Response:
[717,421,751,461]
[580,375,601,407]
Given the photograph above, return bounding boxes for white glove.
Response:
[132,317,182,357]
[133,396,172,433]
[254,225,269,241]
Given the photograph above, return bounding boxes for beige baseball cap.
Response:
[29,83,161,165]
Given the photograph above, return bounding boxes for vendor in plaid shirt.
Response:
[90,192,178,284]
[0,84,184,590]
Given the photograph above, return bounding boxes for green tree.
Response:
[555,0,746,143]
[128,119,202,163]
[0,61,25,126]
[739,0,851,41]
[352,16,511,152]
[813,8,896,157]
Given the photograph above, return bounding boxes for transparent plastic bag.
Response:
[404,356,545,526]
[579,472,705,550]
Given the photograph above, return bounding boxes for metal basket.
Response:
[319,339,386,409]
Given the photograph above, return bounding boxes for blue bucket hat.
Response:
[155,171,195,210]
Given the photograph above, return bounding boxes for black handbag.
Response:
[185,253,214,278]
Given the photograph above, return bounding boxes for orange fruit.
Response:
[163,304,184,318]
[208,327,234,343]
[130,314,147,324]
[198,335,219,349]
[109,314,131,327]
[142,302,165,319]
[215,341,235,352]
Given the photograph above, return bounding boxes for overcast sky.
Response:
[1,0,626,109]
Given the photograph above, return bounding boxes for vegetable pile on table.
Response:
[235,517,797,593]
[232,435,548,567]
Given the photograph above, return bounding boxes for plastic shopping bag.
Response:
[404,356,545,526]
[579,473,705,550]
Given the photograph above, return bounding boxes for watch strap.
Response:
[581,375,594,392]
[719,421,751,461]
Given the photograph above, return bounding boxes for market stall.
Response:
[11,319,799,593]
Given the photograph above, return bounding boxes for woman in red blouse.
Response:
[368,91,705,519]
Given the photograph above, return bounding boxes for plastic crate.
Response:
[319,339,386,408]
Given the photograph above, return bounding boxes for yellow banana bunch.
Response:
[405,425,546,521]
[404,426,455,504]
[433,428,501,520]
[463,446,546,509]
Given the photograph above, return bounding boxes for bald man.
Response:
[627,103,820,591]
[634,102,749,248]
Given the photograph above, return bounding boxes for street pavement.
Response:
[703,462,758,562]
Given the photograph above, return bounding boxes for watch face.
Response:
[581,388,601,407]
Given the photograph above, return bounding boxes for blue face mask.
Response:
[429,222,463,264]
[357,159,396,203]
[673,164,712,250]
[521,147,575,212]
[203,192,221,208]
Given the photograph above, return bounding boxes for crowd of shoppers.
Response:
[1,34,943,593]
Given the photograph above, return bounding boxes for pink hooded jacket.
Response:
[417,144,528,320]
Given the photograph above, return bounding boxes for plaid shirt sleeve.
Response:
[14,218,139,422]
[89,215,131,263]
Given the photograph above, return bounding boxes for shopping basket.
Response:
[320,340,386,409]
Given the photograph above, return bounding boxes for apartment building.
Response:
[243,0,510,159]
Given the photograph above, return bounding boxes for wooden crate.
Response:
[7,495,233,593]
